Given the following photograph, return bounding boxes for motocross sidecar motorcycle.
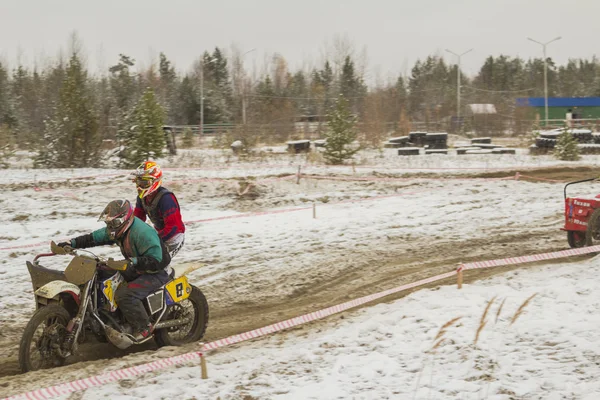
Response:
[562,178,600,248]
[18,242,209,372]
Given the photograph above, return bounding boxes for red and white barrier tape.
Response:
[3,352,203,400]
[301,173,519,183]
[1,188,424,251]
[3,270,457,400]
[457,244,600,272]
[5,243,600,399]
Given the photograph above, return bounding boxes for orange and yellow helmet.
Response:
[132,161,163,198]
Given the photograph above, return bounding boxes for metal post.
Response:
[457,58,461,118]
[527,36,561,126]
[200,64,204,136]
[239,48,256,126]
[445,48,473,123]
[543,44,548,123]
[242,93,247,125]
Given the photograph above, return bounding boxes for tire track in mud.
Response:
[0,227,578,397]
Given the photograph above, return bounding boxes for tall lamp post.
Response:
[527,36,561,124]
[445,48,473,121]
[239,48,256,125]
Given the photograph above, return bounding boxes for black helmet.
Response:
[98,199,134,240]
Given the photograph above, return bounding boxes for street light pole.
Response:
[527,36,561,124]
[445,48,472,120]
[239,48,256,126]
[200,60,205,136]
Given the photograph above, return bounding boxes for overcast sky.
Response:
[2,0,599,83]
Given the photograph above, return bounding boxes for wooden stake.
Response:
[457,266,463,289]
[296,165,301,184]
[313,202,316,219]
[200,352,208,379]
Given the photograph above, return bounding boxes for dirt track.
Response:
[0,166,594,397]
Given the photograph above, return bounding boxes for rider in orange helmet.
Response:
[131,161,185,258]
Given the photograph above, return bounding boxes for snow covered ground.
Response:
[1,147,600,399]
[76,258,600,400]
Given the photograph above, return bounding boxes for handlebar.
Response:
[38,241,106,263]
[33,253,57,262]
[564,177,598,200]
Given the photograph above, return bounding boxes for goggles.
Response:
[135,176,154,189]
[105,216,127,230]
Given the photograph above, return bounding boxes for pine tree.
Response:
[554,129,580,161]
[119,88,165,167]
[158,52,178,123]
[339,56,366,113]
[109,54,138,116]
[181,127,194,148]
[0,62,16,129]
[177,75,200,125]
[200,48,233,123]
[35,53,100,168]
[0,124,15,168]
[323,95,359,164]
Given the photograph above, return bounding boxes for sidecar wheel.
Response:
[568,231,586,248]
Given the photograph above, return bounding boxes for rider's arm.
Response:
[129,226,170,273]
[70,227,114,249]
[134,197,147,222]
[157,194,185,241]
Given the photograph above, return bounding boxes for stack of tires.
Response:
[471,137,492,145]
[408,131,427,146]
[531,128,594,154]
[577,144,600,155]
[287,140,311,153]
[423,132,448,150]
[384,136,412,148]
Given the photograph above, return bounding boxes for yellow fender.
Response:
[172,263,204,278]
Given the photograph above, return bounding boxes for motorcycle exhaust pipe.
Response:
[154,318,189,330]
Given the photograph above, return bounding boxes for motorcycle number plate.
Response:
[165,276,191,303]
[102,273,124,312]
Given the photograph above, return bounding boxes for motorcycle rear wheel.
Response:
[19,304,70,372]
[155,286,209,347]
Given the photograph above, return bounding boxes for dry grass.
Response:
[510,293,537,325]
[413,293,539,399]
[495,298,506,324]
[429,317,462,353]
[474,296,496,346]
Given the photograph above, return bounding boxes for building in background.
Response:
[516,98,600,126]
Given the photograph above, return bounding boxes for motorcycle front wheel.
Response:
[19,304,70,373]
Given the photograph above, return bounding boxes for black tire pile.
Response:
[384,132,449,155]
[530,129,600,154]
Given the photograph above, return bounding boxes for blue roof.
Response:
[516,97,600,107]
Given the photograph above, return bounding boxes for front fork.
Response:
[60,278,94,357]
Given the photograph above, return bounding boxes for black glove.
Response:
[57,241,71,249]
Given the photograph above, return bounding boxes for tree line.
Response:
[1,40,600,167]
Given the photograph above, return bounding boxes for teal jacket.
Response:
[71,217,171,273]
